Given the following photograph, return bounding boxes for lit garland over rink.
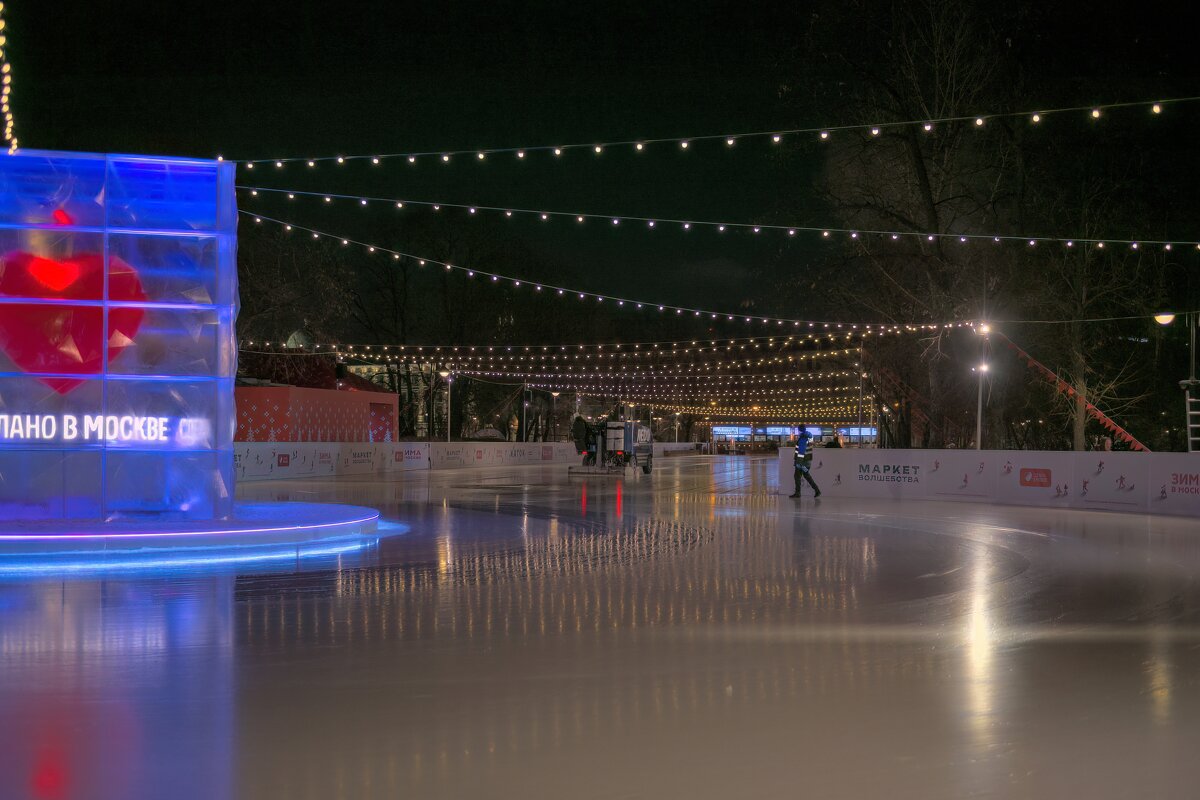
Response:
[245,333,867,350]
[244,212,985,330]
[0,2,15,153]
[241,185,1200,251]
[232,96,1195,168]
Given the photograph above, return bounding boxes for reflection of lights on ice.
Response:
[965,547,997,749]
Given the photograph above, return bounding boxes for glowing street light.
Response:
[439,370,452,442]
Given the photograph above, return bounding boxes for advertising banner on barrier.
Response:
[390,444,430,472]
[235,443,338,481]
[924,451,995,502]
[238,441,578,480]
[838,450,924,499]
[1072,452,1149,513]
[1147,453,1200,516]
[432,445,469,469]
[782,448,923,499]
[778,447,1194,518]
[995,451,1077,507]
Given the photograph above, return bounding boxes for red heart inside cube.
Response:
[0,251,146,393]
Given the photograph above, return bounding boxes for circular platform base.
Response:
[0,502,385,575]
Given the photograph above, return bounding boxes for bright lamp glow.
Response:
[1154,313,1177,325]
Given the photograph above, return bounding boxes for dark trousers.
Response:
[794,465,819,495]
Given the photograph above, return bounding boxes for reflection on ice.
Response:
[6,457,1200,798]
[0,578,234,800]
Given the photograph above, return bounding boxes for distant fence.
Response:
[237,441,580,482]
[777,448,1200,517]
[236,440,704,482]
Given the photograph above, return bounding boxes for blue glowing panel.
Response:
[0,150,238,521]
[712,426,752,438]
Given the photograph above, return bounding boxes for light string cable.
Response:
[233,96,1200,167]
[0,1,17,153]
[240,331,865,353]
[242,210,976,330]
[240,186,1200,250]
[244,210,1196,327]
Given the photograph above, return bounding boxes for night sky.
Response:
[7,0,1198,323]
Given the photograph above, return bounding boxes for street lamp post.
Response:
[975,323,991,451]
[1156,311,1199,451]
[551,391,560,441]
[975,363,989,450]
[438,369,451,442]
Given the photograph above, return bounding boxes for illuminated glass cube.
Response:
[0,150,238,520]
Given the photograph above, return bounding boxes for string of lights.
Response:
[0,2,17,153]
[244,211,979,330]
[244,353,854,370]
[330,347,862,372]
[232,96,1197,167]
[239,332,862,353]
[457,371,866,403]
[240,185,1200,250]
[485,384,864,399]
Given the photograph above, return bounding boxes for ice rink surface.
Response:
[4,454,1200,799]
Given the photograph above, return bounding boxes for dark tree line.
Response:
[763,0,1197,450]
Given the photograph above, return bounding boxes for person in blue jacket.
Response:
[789,428,821,499]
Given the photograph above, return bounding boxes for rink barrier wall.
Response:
[237,441,701,481]
[236,441,582,481]
[777,448,1200,517]
[653,443,700,457]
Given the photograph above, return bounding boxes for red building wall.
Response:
[236,387,398,442]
